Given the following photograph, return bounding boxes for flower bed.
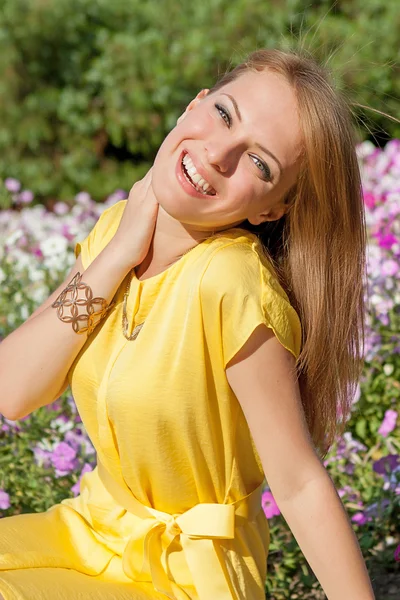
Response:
[0,141,399,598]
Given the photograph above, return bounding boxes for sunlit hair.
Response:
[208,48,367,461]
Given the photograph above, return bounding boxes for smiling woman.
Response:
[0,47,374,600]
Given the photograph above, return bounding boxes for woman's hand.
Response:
[111,166,159,267]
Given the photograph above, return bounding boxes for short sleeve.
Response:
[199,242,302,369]
[74,199,127,269]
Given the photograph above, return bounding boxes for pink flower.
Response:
[378,410,398,437]
[382,259,399,277]
[4,178,20,193]
[375,232,398,250]
[262,490,281,518]
[75,192,92,206]
[0,490,11,510]
[394,544,400,562]
[53,201,69,215]
[362,191,376,209]
[351,512,369,525]
[18,190,34,204]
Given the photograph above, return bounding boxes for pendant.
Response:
[122,289,145,341]
[128,322,144,340]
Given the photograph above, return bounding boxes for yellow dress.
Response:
[0,199,302,599]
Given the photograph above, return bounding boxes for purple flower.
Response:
[51,441,77,476]
[262,489,281,518]
[64,428,85,451]
[337,486,358,503]
[32,446,52,469]
[378,410,398,437]
[0,490,11,510]
[4,178,21,193]
[365,498,390,519]
[71,463,93,497]
[373,454,400,475]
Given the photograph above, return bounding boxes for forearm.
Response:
[275,474,375,599]
[0,241,132,420]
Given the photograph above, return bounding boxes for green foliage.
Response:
[0,396,95,514]
[0,0,398,203]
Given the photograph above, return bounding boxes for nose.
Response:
[205,137,244,174]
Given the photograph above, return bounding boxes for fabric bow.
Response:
[97,459,263,600]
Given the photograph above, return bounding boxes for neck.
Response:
[134,206,216,279]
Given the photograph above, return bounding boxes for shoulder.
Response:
[200,229,289,303]
[199,229,302,360]
[74,199,127,267]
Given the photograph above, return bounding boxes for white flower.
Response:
[383,364,394,376]
[20,305,29,320]
[31,287,47,304]
[5,229,24,246]
[50,417,74,434]
[356,140,376,159]
[40,235,68,257]
[30,269,45,282]
[7,313,16,326]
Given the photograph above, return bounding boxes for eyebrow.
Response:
[221,92,283,180]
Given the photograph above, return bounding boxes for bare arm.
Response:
[0,241,133,421]
[225,324,375,600]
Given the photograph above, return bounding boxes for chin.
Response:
[157,198,207,228]
[152,175,205,228]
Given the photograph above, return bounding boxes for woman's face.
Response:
[152,68,303,232]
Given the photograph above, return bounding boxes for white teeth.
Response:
[182,153,214,194]
[191,173,202,184]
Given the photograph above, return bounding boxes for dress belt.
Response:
[97,458,264,600]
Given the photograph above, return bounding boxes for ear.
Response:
[177,88,210,125]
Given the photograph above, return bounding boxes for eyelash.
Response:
[214,103,272,182]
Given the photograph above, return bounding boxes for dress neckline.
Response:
[130,228,254,286]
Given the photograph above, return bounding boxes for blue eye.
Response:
[250,155,272,181]
[215,102,272,182]
[215,103,231,127]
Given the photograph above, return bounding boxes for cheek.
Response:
[230,167,259,206]
[183,109,215,136]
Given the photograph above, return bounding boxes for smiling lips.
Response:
[182,152,216,195]
[177,150,217,197]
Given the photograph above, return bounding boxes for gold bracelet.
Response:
[51,272,115,337]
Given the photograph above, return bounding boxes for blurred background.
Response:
[0,1,399,599]
[0,0,399,207]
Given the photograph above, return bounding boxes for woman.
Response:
[0,48,375,599]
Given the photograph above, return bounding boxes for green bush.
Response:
[0,0,399,204]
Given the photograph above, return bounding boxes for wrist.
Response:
[103,241,138,273]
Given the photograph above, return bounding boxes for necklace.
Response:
[121,241,209,341]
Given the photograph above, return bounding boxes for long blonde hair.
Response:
[209,48,367,461]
